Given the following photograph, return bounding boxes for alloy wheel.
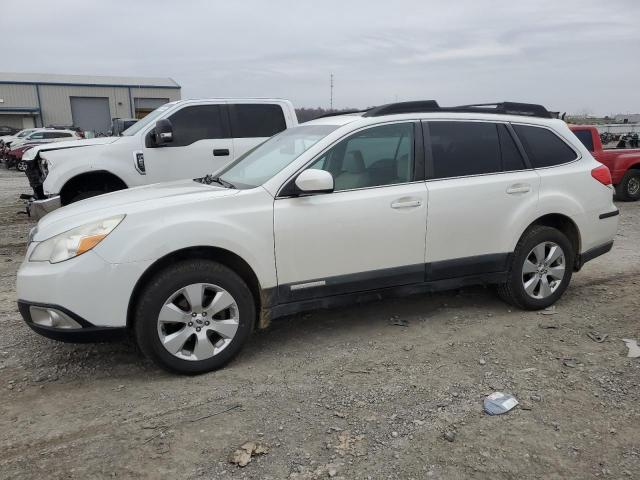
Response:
[521,241,566,299]
[157,283,239,361]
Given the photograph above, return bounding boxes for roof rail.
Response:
[312,109,366,120]
[451,102,552,118]
[363,100,440,117]
[362,100,552,119]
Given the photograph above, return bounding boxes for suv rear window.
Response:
[572,129,594,152]
[229,104,287,138]
[513,125,577,168]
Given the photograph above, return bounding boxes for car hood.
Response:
[29,136,119,157]
[33,179,239,241]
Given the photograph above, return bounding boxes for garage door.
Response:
[70,97,111,135]
[134,97,170,119]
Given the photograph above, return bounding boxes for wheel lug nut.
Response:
[202,311,207,316]
[196,327,201,332]
[188,322,193,327]
[191,312,197,317]
[205,321,210,326]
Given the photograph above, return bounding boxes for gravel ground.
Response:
[0,168,639,479]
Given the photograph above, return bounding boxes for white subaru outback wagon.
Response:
[17,101,619,374]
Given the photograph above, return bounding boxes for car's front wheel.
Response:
[497,226,574,310]
[134,260,255,374]
[16,160,27,172]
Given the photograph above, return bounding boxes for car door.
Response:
[423,120,540,279]
[143,104,234,183]
[229,103,288,159]
[273,121,428,303]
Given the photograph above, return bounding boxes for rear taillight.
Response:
[591,165,612,186]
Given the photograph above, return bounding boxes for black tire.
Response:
[133,260,255,374]
[614,170,640,201]
[497,226,574,310]
[69,190,105,203]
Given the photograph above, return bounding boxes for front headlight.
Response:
[29,215,125,263]
[22,148,37,161]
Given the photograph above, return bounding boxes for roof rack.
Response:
[362,101,440,117]
[312,109,366,120]
[362,101,552,119]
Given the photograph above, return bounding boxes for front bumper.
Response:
[27,195,61,220]
[17,249,152,333]
[18,301,126,343]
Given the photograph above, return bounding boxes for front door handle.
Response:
[213,149,230,157]
[391,198,422,209]
[506,183,531,194]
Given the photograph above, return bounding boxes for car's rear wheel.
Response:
[134,260,255,374]
[615,170,640,201]
[16,161,27,172]
[497,226,574,310]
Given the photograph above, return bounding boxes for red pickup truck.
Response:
[569,125,640,201]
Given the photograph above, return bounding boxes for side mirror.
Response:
[154,119,173,145]
[294,169,334,194]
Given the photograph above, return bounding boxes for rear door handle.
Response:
[506,183,531,194]
[391,199,422,209]
[213,149,230,157]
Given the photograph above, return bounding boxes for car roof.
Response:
[304,111,562,129]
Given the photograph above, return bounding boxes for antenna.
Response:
[330,73,334,110]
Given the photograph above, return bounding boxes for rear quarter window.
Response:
[513,124,577,168]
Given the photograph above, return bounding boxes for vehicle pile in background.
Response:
[0,127,82,171]
[0,117,138,173]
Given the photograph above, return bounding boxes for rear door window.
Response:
[429,121,501,178]
[498,124,527,171]
[229,104,287,138]
[167,105,227,147]
[513,124,577,168]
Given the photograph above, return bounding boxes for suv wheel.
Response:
[615,170,640,201]
[134,260,255,374]
[497,226,574,310]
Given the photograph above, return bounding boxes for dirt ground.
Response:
[0,167,638,480]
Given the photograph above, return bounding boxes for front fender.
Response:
[93,189,278,290]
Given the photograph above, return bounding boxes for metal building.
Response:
[0,72,181,134]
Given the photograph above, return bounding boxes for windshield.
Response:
[121,102,176,136]
[218,124,339,188]
[16,129,34,138]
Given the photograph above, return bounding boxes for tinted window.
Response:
[572,129,594,151]
[499,124,526,171]
[312,123,414,191]
[167,105,226,147]
[429,122,501,178]
[29,132,45,139]
[513,125,577,168]
[230,104,287,138]
[43,132,72,139]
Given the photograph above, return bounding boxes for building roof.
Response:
[0,72,180,89]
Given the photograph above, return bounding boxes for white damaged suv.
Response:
[17,101,619,374]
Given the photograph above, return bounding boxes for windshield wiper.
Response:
[200,174,235,189]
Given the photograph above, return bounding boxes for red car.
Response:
[6,144,35,171]
[569,125,640,201]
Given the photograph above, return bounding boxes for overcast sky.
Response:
[5,0,639,115]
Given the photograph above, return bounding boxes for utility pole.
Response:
[330,73,334,110]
